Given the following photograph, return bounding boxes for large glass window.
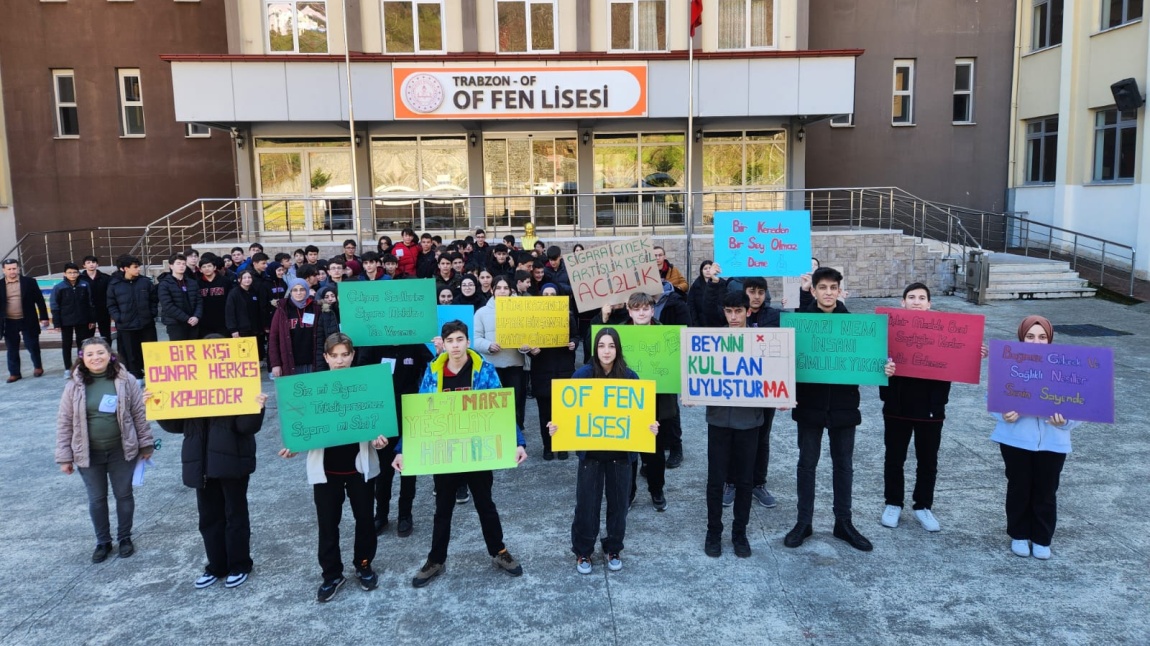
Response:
[117,69,145,137]
[52,70,79,138]
[382,1,444,53]
[609,0,667,51]
[266,1,328,53]
[483,136,577,229]
[497,0,556,52]
[702,130,786,220]
[371,136,469,232]
[1025,116,1058,184]
[1032,0,1063,50]
[1093,108,1137,182]
[1102,0,1141,29]
[593,133,684,227]
[717,0,775,50]
[256,139,353,231]
[892,59,915,125]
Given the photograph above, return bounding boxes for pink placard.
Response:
[876,307,985,384]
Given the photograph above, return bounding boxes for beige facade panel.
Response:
[1085,23,1147,108]
[1017,48,1061,119]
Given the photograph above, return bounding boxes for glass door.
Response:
[483,134,577,230]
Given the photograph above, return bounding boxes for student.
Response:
[653,246,689,294]
[375,341,433,538]
[785,267,896,552]
[225,269,265,349]
[527,283,577,460]
[157,253,202,342]
[395,228,419,277]
[304,245,321,267]
[542,246,571,296]
[82,255,113,343]
[514,270,535,297]
[438,287,454,305]
[455,275,486,311]
[382,255,400,279]
[341,239,362,277]
[358,252,386,281]
[326,258,347,284]
[392,320,527,588]
[415,234,438,279]
[477,268,495,301]
[376,235,393,257]
[312,285,341,370]
[51,262,96,374]
[450,253,466,277]
[547,327,658,574]
[106,255,157,380]
[196,254,233,338]
[435,254,460,293]
[992,316,1079,560]
[470,228,492,268]
[268,279,322,377]
[279,333,389,601]
[157,345,268,590]
[488,244,514,277]
[687,260,716,327]
[474,276,528,433]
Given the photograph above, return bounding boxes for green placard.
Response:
[592,324,683,393]
[276,363,399,452]
[400,388,518,475]
[339,279,438,346]
[781,312,889,386]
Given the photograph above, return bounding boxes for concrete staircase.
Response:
[982,253,1096,300]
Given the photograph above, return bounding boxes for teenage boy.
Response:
[158,253,202,341]
[341,239,362,277]
[784,267,895,552]
[470,228,492,268]
[375,342,434,537]
[279,333,389,602]
[305,245,321,266]
[82,255,113,342]
[196,253,232,338]
[382,255,400,279]
[489,243,515,277]
[415,234,438,279]
[51,262,96,373]
[392,320,527,588]
[653,246,688,294]
[106,255,157,379]
[327,258,346,284]
[359,252,387,281]
[543,246,571,295]
[703,292,763,558]
[184,249,201,279]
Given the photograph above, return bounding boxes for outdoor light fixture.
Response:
[582,131,590,145]
[232,131,245,149]
[797,127,805,142]
[694,129,702,142]
[354,134,362,147]
[469,132,478,147]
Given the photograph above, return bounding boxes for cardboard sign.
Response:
[592,324,683,393]
[782,312,890,386]
[142,337,262,420]
[987,340,1114,423]
[276,364,399,452]
[549,379,657,452]
[425,305,475,354]
[782,276,803,310]
[712,211,813,277]
[400,388,519,475]
[496,296,570,348]
[877,307,985,384]
[564,236,663,313]
[339,279,438,346]
[680,327,797,407]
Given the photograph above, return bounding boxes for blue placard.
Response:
[712,210,813,277]
[425,305,476,354]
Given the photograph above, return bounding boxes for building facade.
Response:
[1007,0,1150,277]
[166,0,859,239]
[805,0,1016,214]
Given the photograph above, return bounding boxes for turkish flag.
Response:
[690,0,703,37]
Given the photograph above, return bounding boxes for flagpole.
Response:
[685,16,696,277]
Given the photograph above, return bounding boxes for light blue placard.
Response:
[425,305,476,354]
[712,210,812,277]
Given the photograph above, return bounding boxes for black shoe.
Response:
[666,446,683,469]
[355,561,379,591]
[556,451,569,460]
[397,517,414,538]
[543,450,555,461]
[833,520,873,552]
[411,560,445,588]
[784,523,813,548]
[704,533,722,557]
[651,492,667,512]
[455,485,470,505]
[374,516,389,536]
[732,535,752,558]
[639,464,648,478]
[118,538,135,558]
[317,576,346,602]
[92,542,114,563]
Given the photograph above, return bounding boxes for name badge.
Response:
[98,394,118,413]
[380,358,397,374]
[301,312,316,325]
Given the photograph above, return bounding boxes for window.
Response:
[1093,108,1137,182]
[117,69,145,137]
[371,136,469,231]
[953,59,975,123]
[829,114,854,128]
[1103,0,1143,29]
[717,0,775,50]
[185,123,211,138]
[482,135,578,228]
[892,59,914,125]
[52,70,79,138]
[266,1,328,53]
[497,0,556,53]
[256,138,354,231]
[1032,0,1063,50]
[609,0,667,51]
[593,133,685,227]
[1025,116,1058,183]
[702,131,787,217]
[382,1,444,53]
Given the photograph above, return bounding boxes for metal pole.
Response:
[1128,249,1136,296]
[1100,241,1107,287]
[342,0,362,243]
[685,21,696,274]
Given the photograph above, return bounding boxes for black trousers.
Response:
[196,476,253,577]
[1000,444,1066,546]
[313,473,376,580]
[883,417,943,510]
[94,314,112,345]
[117,324,156,378]
[572,457,632,557]
[165,322,197,342]
[633,425,673,497]
[494,366,527,431]
[706,424,757,537]
[796,424,856,524]
[428,470,505,564]
[60,324,95,370]
[725,409,776,488]
[375,445,416,520]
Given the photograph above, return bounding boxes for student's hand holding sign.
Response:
[884,359,896,377]
[370,435,389,449]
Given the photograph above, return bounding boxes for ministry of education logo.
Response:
[403,74,445,114]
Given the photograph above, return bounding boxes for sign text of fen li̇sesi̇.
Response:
[680,327,797,408]
[339,279,438,346]
[712,211,813,277]
[142,337,261,420]
[987,339,1115,424]
[496,296,570,348]
[400,388,519,476]
[592,324,683,393]
[549,379,657,453]
[782,312,890,386]
[876,307,985,384]
[276,364,400,452]
[565,236,664,313]
[393,65,647,120]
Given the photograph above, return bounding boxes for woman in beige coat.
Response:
[56,336,153,563]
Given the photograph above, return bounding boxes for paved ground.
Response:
[1,295,1147,646]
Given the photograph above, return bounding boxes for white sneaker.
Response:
[1031,543,1051,560]
[881,505,901,528]
[914,509,941,532]
[1011,539,1031,557]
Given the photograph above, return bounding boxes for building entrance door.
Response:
[482,134,577,231]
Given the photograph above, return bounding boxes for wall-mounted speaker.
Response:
[1111,78,1145,111]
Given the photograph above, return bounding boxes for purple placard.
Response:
[987,339,1114,424]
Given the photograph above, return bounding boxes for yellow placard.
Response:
[549,379,656,453]
[495,296,570,348]
[142,337,263,420]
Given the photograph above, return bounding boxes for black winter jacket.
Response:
[83,269,112,317]
[106,273,157,331]
[158,409,265,487]
[790,299,862,429]
[880,376,951,421]
[50,279,95,328]
[158,273,203,326]
[225,284,264,335]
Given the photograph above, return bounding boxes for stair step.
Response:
[988,276,1091,288]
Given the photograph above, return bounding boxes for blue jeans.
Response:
[572,457,632,557]
[796,424,856,524]
[3,318,42,377]
[77,447,136,544]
